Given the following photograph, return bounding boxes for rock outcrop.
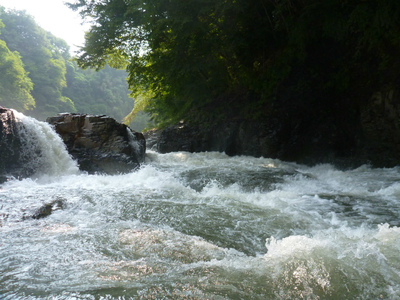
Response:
[150,88,400,168]
[0,107,29,182]
[150,121,358,167]
[30,198,66,220]
[47,113,146,174]
[359,89,400,167]
[154,121,277,158]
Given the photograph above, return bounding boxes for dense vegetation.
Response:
[0,7,148,131]
[67,0,400,127]
[0,8,76,119]
[0,20,34,112]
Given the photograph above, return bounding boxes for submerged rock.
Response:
[31,198,65,220]
[47,113,146,174]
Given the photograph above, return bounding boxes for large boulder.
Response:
[0,107,25,182]
[47,113,146,174]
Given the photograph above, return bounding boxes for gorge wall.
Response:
[148,88,400,168]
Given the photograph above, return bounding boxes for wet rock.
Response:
[359,89,400,167]
[47,113,146,174]
[150,87,400,168]
[0,107,21,178]
[0,175,10,184]
[0,107,34,180]
[153,120,278,159]
[31,198,65,220]
[143,128,162,151]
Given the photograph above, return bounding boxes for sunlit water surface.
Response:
[1,115,400,299]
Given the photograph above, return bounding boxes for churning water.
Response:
[1,115,400,299]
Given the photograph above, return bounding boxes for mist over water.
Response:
[1,116,400,299]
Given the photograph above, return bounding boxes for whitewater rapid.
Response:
[1,115,400,299]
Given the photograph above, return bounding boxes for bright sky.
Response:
[0,0,89,54]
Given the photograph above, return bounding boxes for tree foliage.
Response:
[64,62,134,122]
[0,20,35,111]
[68,0,400,126]
[68,0,274,125]
[0,6,141,127]
[0,7,75,119]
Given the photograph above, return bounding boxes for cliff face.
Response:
[360,89,400,167]
[148,89,400,168]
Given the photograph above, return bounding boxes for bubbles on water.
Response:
[40,224,75,234]
[272,258,332,299]
[2,150,400,298]
[261,222,400,299]
[265,235,326,258]
[118,227,226,264]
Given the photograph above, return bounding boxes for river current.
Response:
[1,114,400,299]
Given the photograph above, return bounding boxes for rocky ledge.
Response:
[147,88,400,168]
[47,113,146,174]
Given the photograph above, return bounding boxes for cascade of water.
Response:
[126,127,144,160]
[12,110,79,177]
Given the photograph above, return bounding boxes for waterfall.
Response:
[12,110,79,177]
[126,127,145,162]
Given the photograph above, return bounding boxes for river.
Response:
[1,114,400,299]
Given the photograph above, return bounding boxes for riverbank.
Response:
[146,88,400,168]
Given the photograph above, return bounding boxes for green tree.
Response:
[0,20,34,111]
[68,0,270,125]
[63,61,134,122]
[0,7,75,120]
[0,6,146,125]
[68,0,400,127]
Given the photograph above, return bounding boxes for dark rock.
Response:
[151,120,340,165]
[156,122,205,153]
[143,128,162,151]
[0,107,21,177]
[153,119,364,167]
[0,175,8,184]
[154,120,278,158]
[150,88,400,168]
[0,106,35,179]
[31,198,65,220]
[47,113,146,174]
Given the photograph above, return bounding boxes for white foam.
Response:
[126,127,144,159]
[265,235,325,259]
[13,111,79,177]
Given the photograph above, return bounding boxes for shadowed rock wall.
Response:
[149,89,400,168]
